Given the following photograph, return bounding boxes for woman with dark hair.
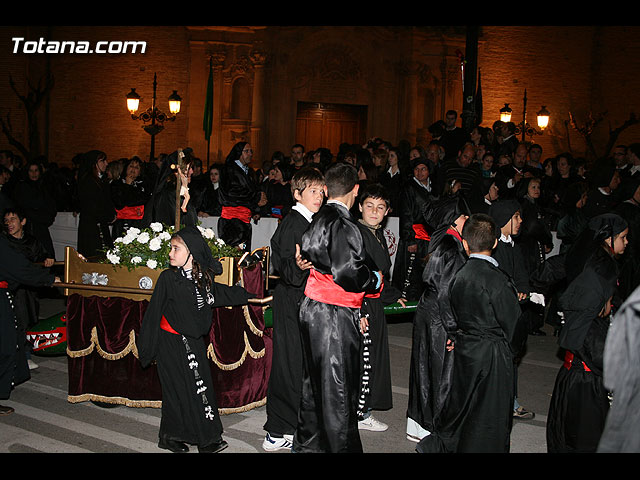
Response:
[76,150,115,258]
[547,214,627,453]
[11,160,57,258]
[217,142,266,251]
[261,162,294,219]
[379,146,405,216]
[197,164,222,217]
[110,157,151,239]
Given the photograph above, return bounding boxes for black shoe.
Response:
[198,439,228,453]
[158,438,189,453]
[0,404,15,415]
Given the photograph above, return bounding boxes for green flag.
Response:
[203,58,213,141]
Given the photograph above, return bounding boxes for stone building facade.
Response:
[1,25,639,169]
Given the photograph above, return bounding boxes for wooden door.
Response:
[295,102,368,156]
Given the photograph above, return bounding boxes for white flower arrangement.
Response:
[103,223,242,271]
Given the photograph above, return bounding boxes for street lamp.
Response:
[499,90,550,141]
[126,72,181,161]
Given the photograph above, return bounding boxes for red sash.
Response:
[116,205,144,220]
[221,206,252,223]
[563,351,591,372]
[304,269,365,308]
[412,224,431,241]
[0,281,8,289]
[160,315,179,335]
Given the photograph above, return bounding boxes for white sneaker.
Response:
[358,415,388,432]
[28,359,39,370]
[262,433,293,452]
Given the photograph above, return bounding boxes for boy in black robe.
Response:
[0,235,58,415]
[138,226,252,453]
[294,163,382,453]
[262,167,325,451]
[417,213,524,453]
[356,183,406,432]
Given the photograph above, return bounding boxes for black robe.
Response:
[0,235,55,399]
[76,172,115,258]
[110,176,151,238]
[11,178,57,258]
[392,178,436,301]
[263,209,311,437]
[217,160,262,251]
[138,268,251,447]
[149,178,198,229]
[407,229,466,438]
[417,257,523,453]
[357,219,402,413]
[547,253,617,453]
[294,201,380,453]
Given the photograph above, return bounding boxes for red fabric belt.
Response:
[304,269,365,308]
[116,205,144,220]
[412,224,431,241]
[563,351,591,372]
[0,281,8,289]
[160,315,179,335]
[221,206,252,223]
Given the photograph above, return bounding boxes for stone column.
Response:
[250,50,267,165]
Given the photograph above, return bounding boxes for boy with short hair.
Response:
[417,213,525,453]
[356,183,406,432]
[294,163,382,453]
[262,167,325,452]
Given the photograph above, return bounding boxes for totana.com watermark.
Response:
[12,37,147,54]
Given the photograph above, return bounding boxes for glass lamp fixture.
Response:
[168,90,182,115]
[499,103,512,123]
[126,88,141,115]
[537,105,550,130]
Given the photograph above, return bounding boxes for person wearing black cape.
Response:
[406,193,468,443]
[355,183,406,432]
[146,149,198,228]
[262,167,325,452]
[417,214,524,453]
[0,235,59,415]
[217,142,267,251]
[546,213,628,453]
[293,163,382,453]
[138,225,253,453]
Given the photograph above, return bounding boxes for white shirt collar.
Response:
[327,199,349,211]
[235,159,249,174]
[500,233,514,246]
[470,253,499,267]
[292,202,314,223]
[413,176,432,191]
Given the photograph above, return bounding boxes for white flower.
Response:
[203,228,214,240]
[149,237,162,251]
[122,234,135,245]
[216,238,226,246]
[159,231,171,241]
[131,256,142,264]
[137,232,150,244]
[146,259,158,269]
[114,237,123,243]
[127,227,141,236]
[106,251,120,264]
[197,225,205,233]
[150,222,163,232]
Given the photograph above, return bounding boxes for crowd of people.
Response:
[2,109,640,453]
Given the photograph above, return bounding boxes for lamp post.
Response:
[499,89,550,141]
[126,72,181,161]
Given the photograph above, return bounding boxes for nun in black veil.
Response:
[406,193,469,443]
[546,213,628,453]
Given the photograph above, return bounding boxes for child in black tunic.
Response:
[262,167,325,452]
[139,225,251,453]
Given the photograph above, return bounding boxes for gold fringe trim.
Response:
[67,327,139,360]
[243,304,264,337]
[67,393,265,415]
[207,331,265,370]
